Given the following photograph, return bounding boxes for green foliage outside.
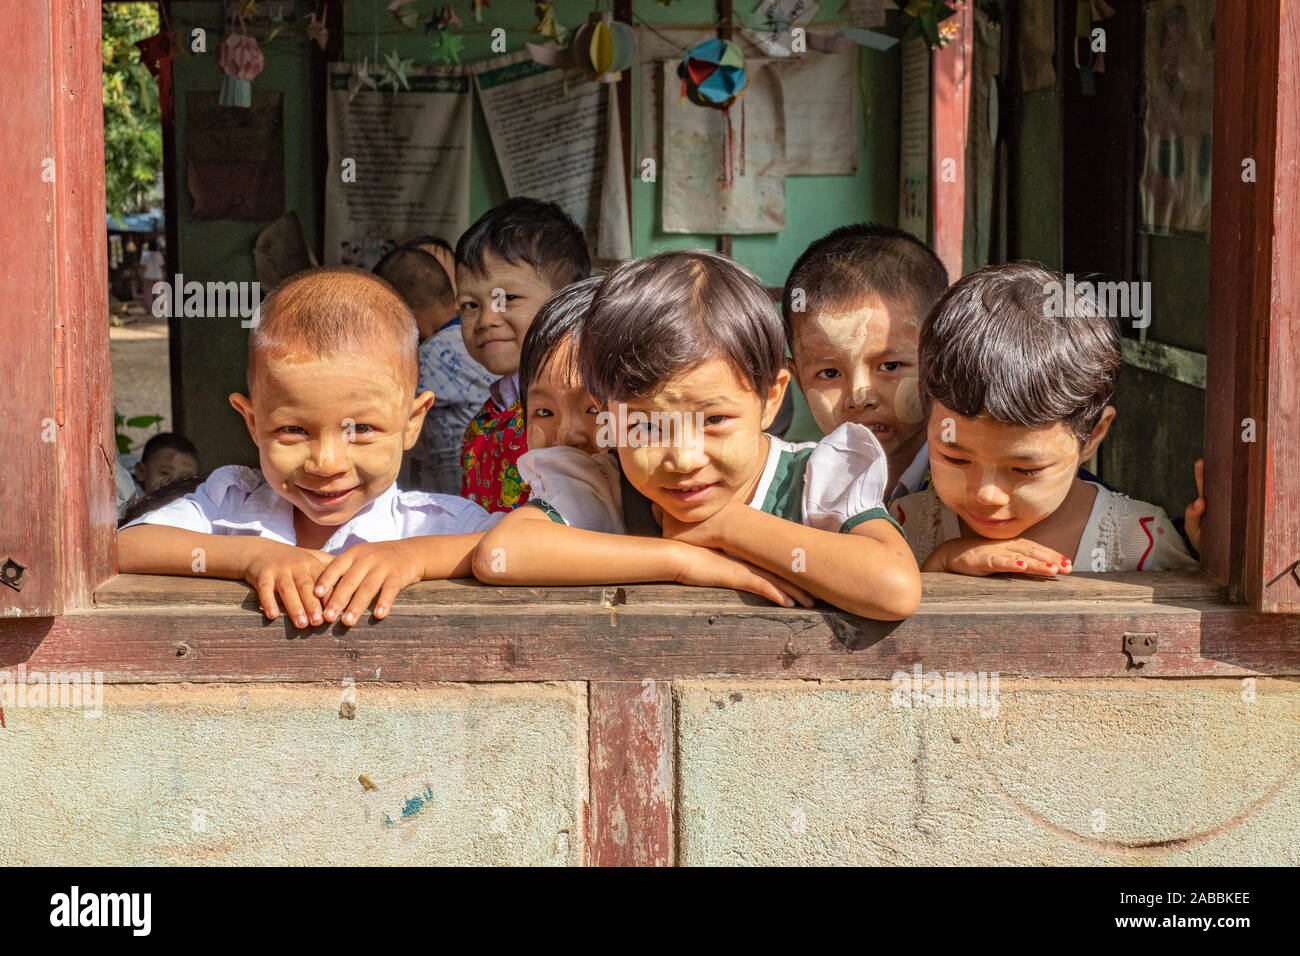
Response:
[102,2,162,220]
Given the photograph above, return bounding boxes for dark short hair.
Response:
[519,276,603,415]
[140,432,198,465]
[919,262,1122,442]
[372,246,455,311]
[579,251,786,406]
[455,197,589,291]
[119,473,205,527]
[782,223,949,344]
[402,234,453,256]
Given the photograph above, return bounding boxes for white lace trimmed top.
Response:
[888,481,1199,572]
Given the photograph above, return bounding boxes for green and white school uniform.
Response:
[518,422,901,537]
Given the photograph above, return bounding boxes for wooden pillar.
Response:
[1205,0,1300,611]
[587,681,675,866]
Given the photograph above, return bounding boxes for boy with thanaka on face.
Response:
[373,242,494,495]
[783,224,950,503]
[117,267,498,627]
[889,262,1198,575]
[475,251,921,620]
[454,197,590,513]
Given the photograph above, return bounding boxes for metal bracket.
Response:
[0,557,27,592]
[1123,632,1158,668]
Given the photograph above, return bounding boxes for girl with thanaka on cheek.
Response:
[117,268,499,628]
[783,224,949,502]
[890,262,1198,575]
[475,251,921,621]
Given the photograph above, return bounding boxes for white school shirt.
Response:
[888,481,1198,572]
[122,464,499,553]
[519,422,900,536]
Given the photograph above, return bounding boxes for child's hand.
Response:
[242,541,335,628]
[312,539,427,626]
[673,542,814,608]
[1184,458,1205,552]
[927,537,1072,577]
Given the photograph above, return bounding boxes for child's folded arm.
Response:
[472,505,810,608]
[665,503,920,620]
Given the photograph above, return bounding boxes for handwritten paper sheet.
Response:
[472,50,630,260]
[770,47,858,174]
[324,65,470,267]
[661,59,786,234]
[898,38,930,241]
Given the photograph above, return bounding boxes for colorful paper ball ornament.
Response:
[570,12,636,82]
[217,33,264,108]
[677,38,748,108]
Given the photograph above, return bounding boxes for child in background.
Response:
[782,224,949,502]
[118,267,498,628]
[475,251,920,620]
[890,263,1198,575]
[513,277,624,533]
[455,197,590,513]
[133,432,200,494]
[403,235,458,300]
[373,245,494,495]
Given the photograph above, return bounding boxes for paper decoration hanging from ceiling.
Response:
[217,33,264,108]
[572,12,637,81]
[677,37,748,108]
[676,38,749,189]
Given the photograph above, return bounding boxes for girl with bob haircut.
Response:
[474,250,921,621]
[890,262,1198,575]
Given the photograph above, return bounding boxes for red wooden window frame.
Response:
[0,0,1297,870]
[1,0,1296,623]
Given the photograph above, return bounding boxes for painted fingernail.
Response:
[1016,560,1025,567]
[1060,556,1069,563]
[1047,563,1056,569]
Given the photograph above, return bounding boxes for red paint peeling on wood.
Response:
[588,681,674,866]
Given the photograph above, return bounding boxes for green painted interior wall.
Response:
[169,0,898,466]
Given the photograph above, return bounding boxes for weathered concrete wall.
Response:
[0,683,588,866]
[3,678,1297,865]
[676,679,1300,865]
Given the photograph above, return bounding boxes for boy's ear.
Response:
[1081,405,1117,460]
[229,393,258,441]
[403,390,436,450]
[132,460,146,484]
[759,367,793,431]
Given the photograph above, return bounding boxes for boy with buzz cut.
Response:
[455,196,590,513]
[782,223,949,502]
[117,267,498,629]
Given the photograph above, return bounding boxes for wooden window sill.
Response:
[1,571,1296,680]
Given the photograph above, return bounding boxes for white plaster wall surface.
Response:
[0,682,588,866]
[675,679,1300,866]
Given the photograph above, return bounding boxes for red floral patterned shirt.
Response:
[460,374,528,513]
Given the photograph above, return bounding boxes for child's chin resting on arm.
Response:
[473,250,922,621]
[889,263,1198,577]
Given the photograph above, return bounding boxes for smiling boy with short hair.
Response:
[455,197,590,512]
[117,267,498,628]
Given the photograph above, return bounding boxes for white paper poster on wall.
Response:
[472,50,631,260]
[661,58,786,234]
[324,64,471,269]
